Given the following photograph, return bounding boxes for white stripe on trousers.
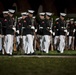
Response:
[43,35,50,53]
[23,35,34,54]
[54,36,59,45]
[6,35,13,55]
[0,37,2,51]
[69,36,72,46]
[23,36,27,53]
[59,35,65,53]
[40,36,44,51]
[26,34,34,54]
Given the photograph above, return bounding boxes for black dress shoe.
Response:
[31,53,36,55]
[24,53,27,55]
[57,50,60,53]
[6,54,10,56]
[27,54,31,55]
[42,51,46,53]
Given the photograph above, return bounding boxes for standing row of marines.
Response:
[0,9,76,55]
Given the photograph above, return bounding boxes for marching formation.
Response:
[0,9,76,55]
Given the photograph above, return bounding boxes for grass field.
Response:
[35,50,76,55]
[0,50,76,75]
[0,57,76,75]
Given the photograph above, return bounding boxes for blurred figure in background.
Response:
[68,19,75,50]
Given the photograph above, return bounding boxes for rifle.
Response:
[71,28,75,50]
[31,16,37,51]
[13,16,17,52]
[50,18,54,51]
[65,21,69,50]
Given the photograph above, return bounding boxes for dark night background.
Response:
[0,0,76,15]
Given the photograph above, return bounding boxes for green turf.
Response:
[36,50,76,55]
[12,50,76,55]
[0,57,76,75]
[0,50,76,56]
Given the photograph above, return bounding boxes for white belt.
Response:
[31,26,35,29]
[39,27,43,29]
[61,27,64,29]
[22,27,25,29]
[57,29,59,31]
[64,30,67,33]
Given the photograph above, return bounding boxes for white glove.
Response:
[64,30,67,33]
[16,30,19,34]
[50,30,52,33]
[50,27,51,29]
[53,32,55,36]
[67,32,69,35]
[22,27,25,29]
[31,26,35,29]
[35,29,37,32]
[12,27,16,32]
[73,29,75,32]
[47,27,49,29]
[40,27,43,29]
[57,29,59,31]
